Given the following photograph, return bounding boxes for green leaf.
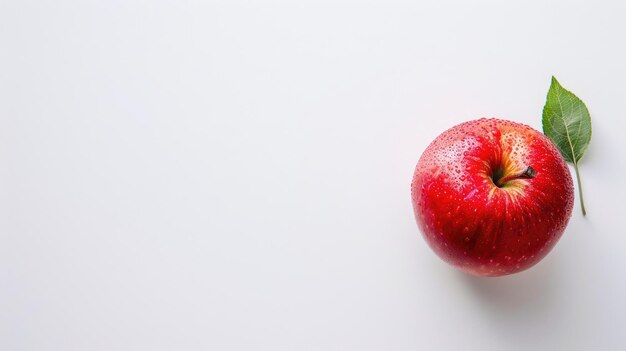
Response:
[542,76,592,163]
[542,76,592,216]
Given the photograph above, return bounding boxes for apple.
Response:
[411,118,574,276]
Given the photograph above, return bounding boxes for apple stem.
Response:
[496,166,536,187]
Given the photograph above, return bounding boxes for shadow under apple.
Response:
[457,240,575,348]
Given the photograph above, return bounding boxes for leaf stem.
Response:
[573,162,587,216]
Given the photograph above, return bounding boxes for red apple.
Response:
[411,118,574,276]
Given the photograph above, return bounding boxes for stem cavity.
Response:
[495,166,536,187]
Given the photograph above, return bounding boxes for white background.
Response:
[2,1,625,350]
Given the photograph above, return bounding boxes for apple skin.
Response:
[411,118,574,276]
